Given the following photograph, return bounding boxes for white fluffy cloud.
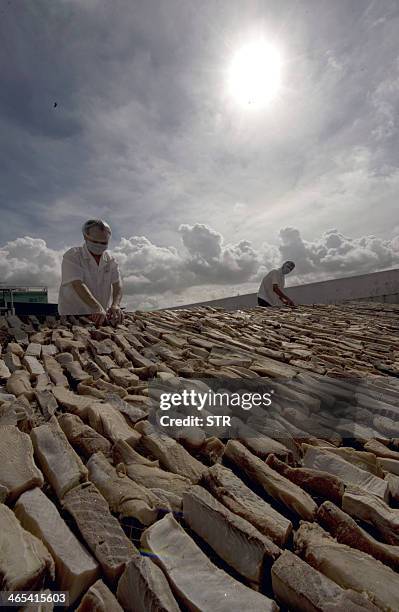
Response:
[278,227,399,282]
[0,225,398,309]
[112,236,190,294]
[0,237,62,297]
[179,223,259,283]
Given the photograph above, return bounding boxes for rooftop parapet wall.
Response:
[168,268,399,311]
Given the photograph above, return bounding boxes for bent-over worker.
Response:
[58,219,124,325]
[257,261,296,307]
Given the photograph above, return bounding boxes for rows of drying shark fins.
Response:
[0,302,399,611]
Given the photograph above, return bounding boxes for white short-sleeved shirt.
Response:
[58,243,121,315]
[257,269,285,306]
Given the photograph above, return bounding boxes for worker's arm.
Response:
[273,283,295,307]
[107,280,124,324]
[111,280,123,307]
[71,280,106,325]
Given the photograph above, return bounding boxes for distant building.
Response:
[0,286,48,315]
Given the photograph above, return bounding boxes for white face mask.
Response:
[85,239,108,255]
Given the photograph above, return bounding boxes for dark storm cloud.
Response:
[0,0,203,243]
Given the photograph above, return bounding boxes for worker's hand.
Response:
[107,305,124,325]
[281,296,295,307]
[90,306,107,327]
[90,313,107,326]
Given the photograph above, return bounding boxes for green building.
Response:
[0,286,48,314]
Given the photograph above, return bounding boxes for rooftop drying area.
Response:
[0,302,399,610]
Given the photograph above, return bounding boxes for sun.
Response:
[228,41,282,109]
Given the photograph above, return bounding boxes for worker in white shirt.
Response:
[257,261,296,307]
[58,219,124,326]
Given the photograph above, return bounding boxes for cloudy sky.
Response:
[1,0,399,309]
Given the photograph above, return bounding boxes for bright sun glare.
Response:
[228,41,282,109]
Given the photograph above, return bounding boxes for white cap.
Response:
[82,219,112,237]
